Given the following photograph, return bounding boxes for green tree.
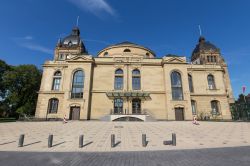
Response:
[0,60,10,98]
[2,64,41,117]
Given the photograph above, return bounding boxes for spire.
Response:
[57,38,62,46]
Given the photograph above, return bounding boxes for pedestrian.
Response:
[192,116,199,125]
[63,114,68,124]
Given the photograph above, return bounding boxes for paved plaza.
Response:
[0,121,250,152]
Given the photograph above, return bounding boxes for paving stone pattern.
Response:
[0,121,250,152]
[1,146,250,166]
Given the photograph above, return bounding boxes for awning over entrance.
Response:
[106,91,151,100]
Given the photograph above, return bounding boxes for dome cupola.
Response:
[191,36,224,65]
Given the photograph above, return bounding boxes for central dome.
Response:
[97,41,156,58]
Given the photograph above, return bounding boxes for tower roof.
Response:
[58,27,87,53]
[191,36,220,60]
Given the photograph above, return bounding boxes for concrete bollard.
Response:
[79,135,84,148]
[48,134,53,148]
[142,134,147,147]
[18,134,25,147]
[172,133,176,146]
[111,134,115,148]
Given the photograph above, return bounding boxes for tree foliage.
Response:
[0,60,41,118]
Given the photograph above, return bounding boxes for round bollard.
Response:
[172,133,176,146]
[142,134,147,147]
[111,134,115,148]
[18,134,25,147]
[48,134,53,148]
[79,135,84,148]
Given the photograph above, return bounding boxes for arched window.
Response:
[52,71,61,91]
[207,74,216,90]
[171,71,183,100]
[48,98,59,113]
[132,69,141,90]
[71,70,84,98]
[124,49,131,52]
[114,69,123,90]
[104,52,108,56]
[188,74,194,93]
[145,53,150,58]
[114,98,123,114]
[191,100,197,115]
[211,100,220,115]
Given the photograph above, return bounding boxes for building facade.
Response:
[35,27,234,121]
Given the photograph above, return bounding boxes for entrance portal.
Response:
[132,99,141,114]
[175,107,184,121]
[70,106,80,120]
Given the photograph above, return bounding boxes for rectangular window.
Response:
[132,77,141,90]
[115,76,123,90]
[52,78,61,91]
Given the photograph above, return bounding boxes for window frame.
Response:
[132,69,141,90]
[188,74,194,93]
[171,71,184,100]
[191,100,197,115]
[211,100,220,115]
[52,71,62,91]
[114,69,124,90]
[71,70,85,99]
[207,74,216,90]
[48,98,59,114]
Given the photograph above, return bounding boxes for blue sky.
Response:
[0,0,250,98]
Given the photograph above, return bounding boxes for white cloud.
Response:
[20,43,53,55]
[12,36,53,55]
[24,36,33,40]
[67,0,116,17]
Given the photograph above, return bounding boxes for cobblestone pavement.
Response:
[0,121,250,152]
[1,146,250,166]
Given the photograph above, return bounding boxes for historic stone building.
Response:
[35,27,234,121]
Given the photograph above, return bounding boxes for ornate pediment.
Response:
[66,55,94,63]
[162,56,186,64]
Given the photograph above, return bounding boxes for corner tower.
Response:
[54,27,88,61]
[191,36,225,65]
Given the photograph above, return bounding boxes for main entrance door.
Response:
[175,108,184,121]
[132,99,141,114]
[70,106,80,120]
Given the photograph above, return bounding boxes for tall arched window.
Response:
[52,71,61,91]
[208,74,216,90]
[191,100,197,115]
[188,74,194,93]
[132,69,141,90]
[211,100,220,115]
[171,71,183,100]
[114,69,123,90]
[71,70,84,98]
[48,98,59,113]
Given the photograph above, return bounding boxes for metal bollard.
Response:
[48,134,53,148]
[142,134,147,147]
[172,133,176,146]
[111,134,115,148]
[79,135,84,148]
[18,134,25,147]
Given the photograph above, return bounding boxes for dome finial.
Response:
[199,36,205,43]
